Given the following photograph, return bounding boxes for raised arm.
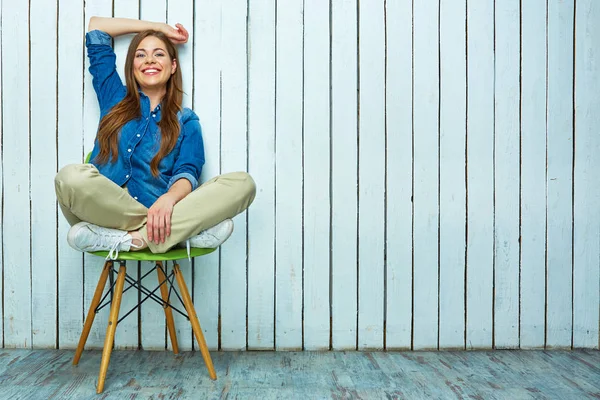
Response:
[88,16,188,44]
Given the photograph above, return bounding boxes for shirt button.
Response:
[128,148,132,152]
[134,196,138,200]
[126,174,129,178]
[152,114,156,118]
[137,134,140,137]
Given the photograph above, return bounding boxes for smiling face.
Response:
[132,35,177,93]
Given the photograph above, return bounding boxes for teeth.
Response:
[144,69,159,73]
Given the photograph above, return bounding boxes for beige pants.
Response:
[55,164,256,253]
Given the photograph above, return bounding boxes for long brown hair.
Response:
[94,30,183,177]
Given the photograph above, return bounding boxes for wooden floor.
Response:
[0,349,598,399]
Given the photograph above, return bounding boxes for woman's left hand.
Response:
[147,193,178,244]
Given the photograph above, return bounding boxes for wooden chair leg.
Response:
[97,264,127,394]
[157,261,179,354]
[73,261,112,365]
[173,263,217,380]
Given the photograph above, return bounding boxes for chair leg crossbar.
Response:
[72,259,217,394]
[95,262,189,324]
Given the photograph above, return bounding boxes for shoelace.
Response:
[105,234,143,260]
[106,235,129,260]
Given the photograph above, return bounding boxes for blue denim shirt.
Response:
[86,30,205,209]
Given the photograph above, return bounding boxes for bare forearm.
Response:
[88,16,163,37]
[166,178,193,204]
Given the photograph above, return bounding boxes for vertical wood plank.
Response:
[573,0,600,349]
[439,0,466,350]
[219,0,248,351]
[82,0,113,350]
[167,0,194,352]
[303,0,330,350]
[57,0,85,349]
[331,0,357,350]
[520,0,547,349]
[2,0,32,348]
[385,0,413,351]
[275,0,303,350]
[139,0,167,351]
[112,0,140,350]
[493,0,520,349]
[546,0,574,349]
[247,0,276,351]
[30,0,58,348]
[193,0,221,352]
[412,0,439,350]
[358,0,385,350]
[0,0,3,346]
[466,0,494,349]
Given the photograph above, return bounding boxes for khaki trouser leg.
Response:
[55,164,256,253]
[141,171,256,253]
[55,164,148,231]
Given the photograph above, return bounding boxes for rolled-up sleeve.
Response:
[86,30,126,114]
[167,117,205,191]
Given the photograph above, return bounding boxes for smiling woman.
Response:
[54,16,256,259]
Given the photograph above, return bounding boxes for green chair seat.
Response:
[89,247,216,261]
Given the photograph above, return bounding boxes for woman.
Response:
[55,17,256,259]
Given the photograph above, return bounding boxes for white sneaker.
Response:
[187,219,234,249]
[67,221,141,260]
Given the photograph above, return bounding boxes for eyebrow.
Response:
[135,48,166,53]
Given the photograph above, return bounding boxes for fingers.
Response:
[147,207,172,245]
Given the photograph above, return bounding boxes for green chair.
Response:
[72,248,217,393]
[75,154,217,393]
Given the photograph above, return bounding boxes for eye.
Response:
[135,53,145,58]
[155,52,165,57]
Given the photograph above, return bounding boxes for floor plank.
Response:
[0,349,598,399]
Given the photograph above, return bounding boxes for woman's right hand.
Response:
[162,23,189,45]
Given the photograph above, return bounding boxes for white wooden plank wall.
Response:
[1,0,598,351]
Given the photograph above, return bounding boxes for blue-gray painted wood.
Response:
[466,0,495,349]
[493,0,520,350]
[1,349,599,399]
[546,0,574,349]
[520,0,548,349]
[573,0,600,348]
[412,0,440,351]
[385,0,413,351]
[2,0,600,352]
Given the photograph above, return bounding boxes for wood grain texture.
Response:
[358,0,385,350]
[57,0,85,350]
[412,0,440,351]
[1,349,599,398]
[331,0,358,350]
[546,0,574,349]
[466,0,494,349]
[439,0,466,350]
[494,0,520,349]
[275,0,304,350]
[193,0,222,351]
[30,0,58,349]
[573,0,600,349]
[2,0,32,348]
[247,0,276,351]
[303,0,331,351]
[385,0,413,351]
[219,0,249,351]
[520,0,547,349]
